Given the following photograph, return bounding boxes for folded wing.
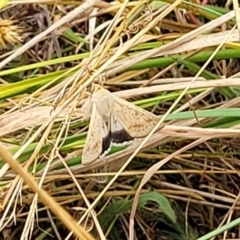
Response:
[112,95,160,138]
[82,104,110,164]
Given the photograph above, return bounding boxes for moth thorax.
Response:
[97,105,111,121]
[95,97,114,118]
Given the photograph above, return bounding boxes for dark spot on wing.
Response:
[111,129,133,144]
[102,133,111,155]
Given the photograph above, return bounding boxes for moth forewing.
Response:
[81,95,93,120]
[112,94,161,138]
[82,103,107,164]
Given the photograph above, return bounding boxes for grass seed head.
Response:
[0,18,22,50]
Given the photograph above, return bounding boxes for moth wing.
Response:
[81,96,93,120]
[112,95,160,138]
[82,104,110,164]
[110,114,134,145]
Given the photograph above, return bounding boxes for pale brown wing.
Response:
[82,104,108,164]
[112,95,161,138]
[81,96,93,121]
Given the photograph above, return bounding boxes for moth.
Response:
[81,84,164,164]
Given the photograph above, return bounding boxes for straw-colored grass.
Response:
[1,0,240,239]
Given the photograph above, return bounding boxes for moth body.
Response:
[81,85,163,164]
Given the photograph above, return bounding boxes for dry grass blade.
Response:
[0,0,99,69]
[0,142,94,240]
[129,10,240,240]
[35,124,240,177]
[1,78,240,138]
[106,9,236,77]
